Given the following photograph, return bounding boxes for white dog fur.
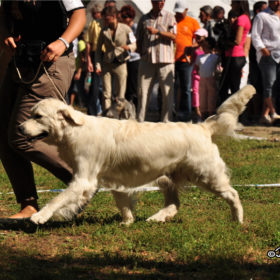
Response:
[20,85,256,225]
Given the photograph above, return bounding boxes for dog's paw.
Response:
[120,217,134,226]
[146,215,166,223]
[146,206,178,223]
[30,210,52,225]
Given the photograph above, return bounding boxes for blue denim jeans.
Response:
[175,61,193,116]
[258,55,280,98]
[87,72,102,116]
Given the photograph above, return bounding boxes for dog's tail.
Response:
[204,85,256,137]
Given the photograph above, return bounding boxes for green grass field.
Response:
[0,136,280,280]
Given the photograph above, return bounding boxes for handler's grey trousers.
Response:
[0,54,75,203]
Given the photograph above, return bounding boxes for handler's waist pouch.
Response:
[16,40,46,67]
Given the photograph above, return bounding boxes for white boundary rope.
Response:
[1,183,280,195]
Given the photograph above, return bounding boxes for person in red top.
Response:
[174,0,200,121]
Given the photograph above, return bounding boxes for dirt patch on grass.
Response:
[238,125,280,141]
[0,205,11,217]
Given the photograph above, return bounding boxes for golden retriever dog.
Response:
[20,85,255,225]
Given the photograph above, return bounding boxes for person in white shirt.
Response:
[251,0,280,125]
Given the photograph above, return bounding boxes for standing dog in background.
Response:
[20,85,256,225]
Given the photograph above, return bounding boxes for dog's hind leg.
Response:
[194,155,243,224]
[147,176,180,222]
[217,187,243,223]
[201,181,243,224]
[31,178,98,224]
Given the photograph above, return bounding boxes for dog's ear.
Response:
[58,107,85,126]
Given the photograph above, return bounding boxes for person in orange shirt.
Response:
[174,0,200,121]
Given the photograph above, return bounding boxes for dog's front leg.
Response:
[111,190,136,225]
[31,178,98,224]
[147,176,180,222]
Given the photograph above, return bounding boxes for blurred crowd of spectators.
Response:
[69,0,280,126]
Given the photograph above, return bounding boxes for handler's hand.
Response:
[3,35,21,55]
[40,39,67,62]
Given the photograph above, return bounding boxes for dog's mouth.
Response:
[29,131,49,142]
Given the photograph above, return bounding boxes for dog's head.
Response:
[20,98,85,143]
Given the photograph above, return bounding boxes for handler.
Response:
[0,1,86,219]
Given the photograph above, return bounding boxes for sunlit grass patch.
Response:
[0,136,280,279]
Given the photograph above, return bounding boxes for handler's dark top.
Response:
[2,0,84,45]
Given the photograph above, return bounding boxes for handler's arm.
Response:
[61,9,86,46]
[1,4,20,55]
[40,8,86,62]
[0,5,7,46]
